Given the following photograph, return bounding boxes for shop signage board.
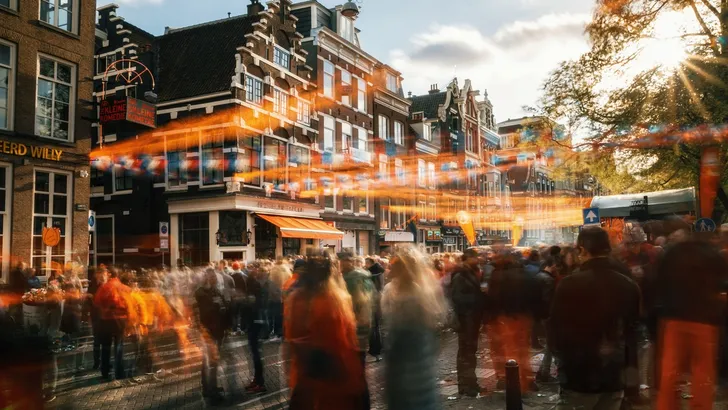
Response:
[0,139,63,161]
[100,97,156,128]
[442,236,457,245]
[384,231,414,242]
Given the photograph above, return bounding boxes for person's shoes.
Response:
[375,355,383,362]
[536,373,558,383]
[459,387,486,397]
[248,384,267,394]
[244,382,257,390]
[44,394,57,403]
[495,378,506,390]
[268,336,281,342]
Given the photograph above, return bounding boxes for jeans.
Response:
[99,318,126,380]
[457,314,480,391]
[268,301,283,338]
[247,323,264,385]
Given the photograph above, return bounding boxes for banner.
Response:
[456,211,476,246]
[699,147,721,219]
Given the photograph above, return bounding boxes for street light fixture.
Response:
[215,229,227,245]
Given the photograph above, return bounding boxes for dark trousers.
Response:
[247,323,264,385]
[99,318,126,380]
[92,318,101,368]
[457,314,480,391]
[368,310,382,357]
[359,351,371,410]
[201,333,223,395]
[268,302,283,338]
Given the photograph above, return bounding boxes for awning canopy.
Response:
[590,188,696,218]
[256,214,343,240]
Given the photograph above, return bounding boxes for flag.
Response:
[456,210,476,246]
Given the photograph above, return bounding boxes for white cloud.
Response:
[390,13,590,121]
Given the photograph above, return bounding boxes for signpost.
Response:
[159,222,169,266]
[695,218,717,232]
[582,207,600,227]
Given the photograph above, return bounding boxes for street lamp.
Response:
[215,229,227,245]
[245,229,252,244]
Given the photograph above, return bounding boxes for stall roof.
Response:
[590,187,696,218]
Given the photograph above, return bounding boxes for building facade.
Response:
[91,0,341,267]
[0,0,93,281]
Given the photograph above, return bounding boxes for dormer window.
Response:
[386,73,398,93]
[273,46,290,70]
[339,15,354,43]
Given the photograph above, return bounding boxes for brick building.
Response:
[0,0,93,281]
[91,0,339,267]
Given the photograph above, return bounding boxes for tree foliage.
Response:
[541,0,728,196]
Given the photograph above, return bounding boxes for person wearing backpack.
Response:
[450,248,487,397]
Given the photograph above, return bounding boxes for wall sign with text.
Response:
[100,97,156,128]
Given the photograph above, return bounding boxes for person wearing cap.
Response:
[339,249,375,408]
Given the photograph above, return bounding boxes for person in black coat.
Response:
[194,269,229,403]
[244,263,267,393]
[450,248,486,397]
[365,257,384,360]
[549,227,641,410]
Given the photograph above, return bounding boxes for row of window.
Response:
[1,0,78,34]
[322,60,367,113]
[0,41,76,141]
[244,74,311,124]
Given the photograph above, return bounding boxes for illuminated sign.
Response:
[0,140,63,161]
[426,229,442,242]
[100,97,156,128]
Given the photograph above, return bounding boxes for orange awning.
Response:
[256,214,343,240]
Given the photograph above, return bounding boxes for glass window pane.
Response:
[33,216,47,235]
[35,172,50,192]
[0,46,9,67]
[52,195,67,216]
[53,102,69,122]
[34,193,49,214]
[37,97,52,118]
[0,87,6,107]
[36,117,51,136]
[0,108,6,130]
[57,63,71,83]
[37,80,53,99]
[53,121,69,140]
[54,173,67,193]
[55,84,70,103]
[39,58,54,78]
[60,0,72,11]
[52,217,66,235]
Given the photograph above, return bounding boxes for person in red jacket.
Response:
[93,267,131,382]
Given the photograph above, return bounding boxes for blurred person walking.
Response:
[284,252,367,410]
[549,227,641,410]
[487,251,539,392]
[86,266,107,370]
[365,257,385,360]
[382,246,446,410]
[94,267,132,382]
[535,255,562,382]
[244,263,267,394]
[654,239,728,410]
[230,261,248,335]
[60,265,84,373]
[268,259,292,341]
[450,248,487,396]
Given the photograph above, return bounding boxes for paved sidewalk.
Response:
[46,327,728,409]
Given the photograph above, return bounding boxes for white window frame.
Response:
[395,158,405,186]
[31,168,72,277]
[0,162,11,280]
[393,121,404,146]
[339,14,354,42]
[273,88,288,115]
[418,195,426,221]
[245,74,264,105]
[296,99,310,124]
[356,77,366,113]
[422,123,431,141]
[340,69,351,106]
[428,196,437,221]
[112,163,133,194]
[165,136,189,190]
[378,155,388,183]
[341,122,352,152]
[417,159,426,188]
[0,40,16,131]
[386,73,398,93]
[39,0,79,34]
[92,214,115,267]
[428,162,436,189]
[355,126,367,152]
[324,183,336,211]
[323,115,335,152]
[343,193,355,214]
[380,198,390,229]
[36,54,76,142]
[273,45,291,70]
[323,60,335,99]
[1,0,18,11]
[378,115,388,140]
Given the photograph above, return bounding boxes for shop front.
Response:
[376,230,415,256]
[441,226,465,253]
[320,220,375,256]
[0,138,89,282]
[167,195,341,265]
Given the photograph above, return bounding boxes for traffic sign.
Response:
[695,218,717,232]
[159,222,169,238]
[582,207,600,226]
[88,210,96,232]
[160,238,169,250]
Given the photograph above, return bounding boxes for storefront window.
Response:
[254,217,277,259]
[202,130,224,185]
[282,238,300,256]
[180,212,209,267]
[219,211,247,246]
[0,165,9,278]
[31,170,70,276]
[167,137,187,188]
[264,136,286,188]
[239,135,261,186]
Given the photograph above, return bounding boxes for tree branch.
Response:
[689,0,721,55]
[698,0,721,19]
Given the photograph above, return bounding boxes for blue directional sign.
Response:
[582,207,600,226]
[695,218,717,232]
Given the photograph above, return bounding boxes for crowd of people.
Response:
[0,223,727,409]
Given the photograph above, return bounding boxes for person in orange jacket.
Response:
[93,267,131,381]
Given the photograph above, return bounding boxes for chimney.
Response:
[164,26,172,34]
[428,84,439,94]
[407,91,412,98]
[248,0,264,15]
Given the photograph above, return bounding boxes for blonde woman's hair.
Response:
[270,263,292,289]
[382,244,446,328]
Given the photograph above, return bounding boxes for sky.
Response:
[108,0,594,123]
